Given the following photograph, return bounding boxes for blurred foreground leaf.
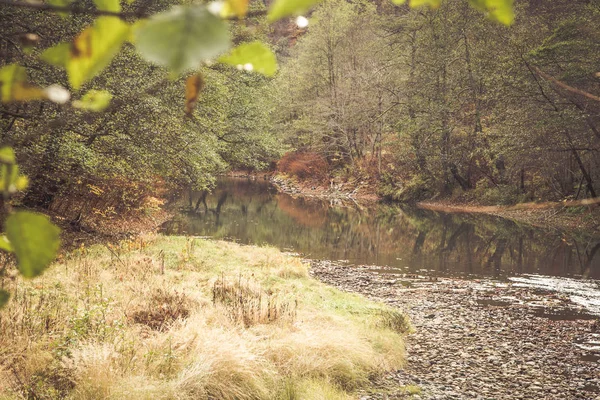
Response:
[135,5,231,76]
[6,211,61,279]
[219,41,277,77]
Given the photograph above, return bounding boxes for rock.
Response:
[310,259,600,400]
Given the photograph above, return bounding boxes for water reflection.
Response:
[162,178,600,279]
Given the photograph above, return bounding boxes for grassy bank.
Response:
[0,236,409,399]
[418,200,600,234]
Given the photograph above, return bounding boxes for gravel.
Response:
[309,260,600,400]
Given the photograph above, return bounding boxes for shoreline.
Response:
[418,200,600,234]
[310,260,600,399]
[257,171,600,233]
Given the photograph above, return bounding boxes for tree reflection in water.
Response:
[162,178,600,279]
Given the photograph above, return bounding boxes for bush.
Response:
[378,174,433,202]
[276,152,329,181]
[470,181,527,206]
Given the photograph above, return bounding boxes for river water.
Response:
[162,177,600,315]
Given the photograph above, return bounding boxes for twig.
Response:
[533,65,600,103]
[0,109,34,119]
[104,243,126,267]
[0,0,268,20]
[0,0,147,19]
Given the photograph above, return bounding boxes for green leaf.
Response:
[0,65,25,102]
[268,0,322,21]
[48,0,73,16]
[41,17,130,89]
[219,41,278,77]
[40,43,70,70]
[390,0,406,4]
[0,290,9,308]
[73,89,113,111]
[0,147,16,165]
[410,0,441,8]
[134,5,231,76]
[0,64,45,102]
[468,0,514,25]
[6,211,61,279]
[94,0,120,12]
[0,235,13,253]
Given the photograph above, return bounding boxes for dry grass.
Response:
[131,288,191,331]
[212,274,297,327]
[0,235,408,399]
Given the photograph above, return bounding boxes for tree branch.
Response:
[533,65,600,103]
[0,0,147,19]
[0,109,34,119]
[0,0,267,20]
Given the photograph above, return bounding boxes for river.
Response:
[162,177,600,316]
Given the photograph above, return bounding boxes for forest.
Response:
[275,0,600,204]
[2,0,600,222]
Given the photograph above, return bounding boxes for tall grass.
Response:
[0,236,409,399]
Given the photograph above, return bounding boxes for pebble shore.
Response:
[309,260,600,400]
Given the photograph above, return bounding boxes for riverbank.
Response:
[418,200,600,234]
[310,260,600,399]
[270,173,379,203]
[0,236,408,399]
[267,172,600,233]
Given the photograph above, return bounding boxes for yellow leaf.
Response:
[185,73,205,116]
[222,0,249,18]
[13,84,45,101]
[41,17,130,89]
[0,64,45,103]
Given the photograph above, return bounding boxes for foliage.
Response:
[0,148,60,307]
[277,151,329,181]
[277,0,600,203]
[0,0,525,308]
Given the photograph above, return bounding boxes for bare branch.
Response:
[0,109,34,119]
[0,0,267,20]
[533,65,600,103]
[0,0,146,19]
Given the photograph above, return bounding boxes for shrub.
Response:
[131,288,190,331]
[277,152,329,181]
[378,174,433,202]
[212,275,296,327]
[470,181,527,206]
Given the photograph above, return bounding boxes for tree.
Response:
[0,0,520,308]
[276,0,396,172]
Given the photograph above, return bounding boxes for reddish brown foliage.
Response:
[277,151,329,181]
[46,176,172,242]
[277,194,327,228]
